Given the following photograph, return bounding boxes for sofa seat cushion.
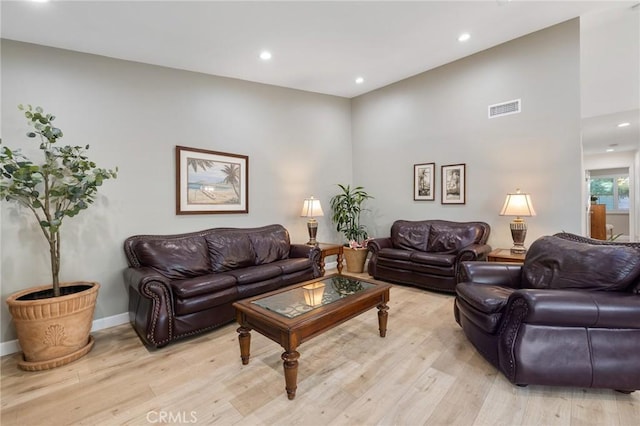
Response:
[376,257,455,277]
[456,283,515,314]
[455,297,504,335]
[226,264,282,285]
[523,236,640,291]
[171,274,237,299]
[174,286,239,316]
[270,258,314,275]
[410,251,456,267]
[237,277,283,299]
[377,248,414,261]
[133,236,212,280]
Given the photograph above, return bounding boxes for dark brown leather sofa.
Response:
[367,220,491,292]
[454,233,640,392]
[124,224,321,347]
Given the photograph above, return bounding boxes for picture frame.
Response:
[176,146,248,214]
[414,163,435,201]
[441,163,466,204]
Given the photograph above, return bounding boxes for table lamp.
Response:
[302,282,325,306]
[499,189,536,254]
[301,196,324,246]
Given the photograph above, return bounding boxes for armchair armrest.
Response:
[123,266,175,347]
[459,261,523,288]
[506,289,640,329]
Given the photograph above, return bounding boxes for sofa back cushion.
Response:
[130,236,212,280]
[523,235,640,291]
[250,225,291,264]
[391,220,431,251]
[205,232,256,272]
[426,221,489,253]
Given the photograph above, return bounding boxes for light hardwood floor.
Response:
[1,271,638,425]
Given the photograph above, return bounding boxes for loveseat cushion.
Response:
[391,220,431,251]
[206,233,255,272]
[378,248,414,261]
[523,236,640,291]
[410,251,456,267]
[132,237,211,280]
[427,222,484,253]
[250,227,290,264]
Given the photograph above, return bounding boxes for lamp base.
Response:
[306,219,319,246]
[509,219,528,255]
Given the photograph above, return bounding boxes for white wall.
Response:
[1,40,352,342]
[351,20,582,250]
[584,151,637,240]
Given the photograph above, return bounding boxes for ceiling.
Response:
[2,0,638,154]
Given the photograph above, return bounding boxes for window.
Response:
[590,173,629,212]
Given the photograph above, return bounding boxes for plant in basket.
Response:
[329,184,373,273]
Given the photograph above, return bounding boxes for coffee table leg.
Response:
[237,326,251,365]
[281,350,300,400]
[377,303,389,337]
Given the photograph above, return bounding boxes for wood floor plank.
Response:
[1,269,637,425]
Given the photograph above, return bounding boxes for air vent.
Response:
[488,99,521,119]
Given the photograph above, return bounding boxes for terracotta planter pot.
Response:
[343,247,369,273]
[6,281,99,371]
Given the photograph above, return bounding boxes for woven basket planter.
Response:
[6,282,99,371]
[343,247,369,273]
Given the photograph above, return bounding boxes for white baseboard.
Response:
[1,312,130,357]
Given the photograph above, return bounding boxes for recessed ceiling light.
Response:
[617,122,630,128]
[355,77,364,84]
[259,51,272,61]
[458,33,471,42]
[606,148,615,152]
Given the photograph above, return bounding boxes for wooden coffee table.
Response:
[233,274,391,400]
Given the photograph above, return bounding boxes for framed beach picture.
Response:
[441,163,466,204]
[414,163,435,201]
[176,146,248,214]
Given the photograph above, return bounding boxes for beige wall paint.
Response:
[1,40,352,342]
[351,19,582,250]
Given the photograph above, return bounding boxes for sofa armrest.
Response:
[505,289,640,329]
[459,261,523,288]
[290,244,322,277]
[124,266,175,347]
[368,237,393,253]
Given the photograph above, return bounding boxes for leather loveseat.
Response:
[123,224,321,347]
[454,233,640,392]
[367,220,491,292]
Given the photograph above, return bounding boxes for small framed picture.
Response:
[176,146,248,214]
[441,163,466,204]
[414,163,435,201]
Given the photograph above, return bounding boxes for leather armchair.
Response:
[454,233,640,392]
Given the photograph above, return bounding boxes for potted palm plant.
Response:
[1,105,117,371]
[329,184,373,273]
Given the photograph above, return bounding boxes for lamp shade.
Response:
[499,189,536,217]
[301,197,324,218]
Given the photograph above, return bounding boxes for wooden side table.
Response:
[315,243,344,275]
[487,248,526,263]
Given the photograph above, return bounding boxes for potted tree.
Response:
[329,184,373,273]
[0,105,117,371]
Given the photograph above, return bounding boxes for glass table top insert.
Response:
[252,276,375,318]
